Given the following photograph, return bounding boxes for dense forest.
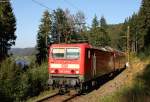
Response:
[0,0,150,101]
[36,0,150,64]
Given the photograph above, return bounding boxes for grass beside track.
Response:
[99,56,150,102]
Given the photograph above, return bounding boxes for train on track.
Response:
[48,43,127,93]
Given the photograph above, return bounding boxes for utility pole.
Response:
[127,26,130,63]
[121,26,130,67]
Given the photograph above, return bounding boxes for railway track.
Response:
[37,90,79,102]
[36,69,125,102]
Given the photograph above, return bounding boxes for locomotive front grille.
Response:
[48,74,82,87]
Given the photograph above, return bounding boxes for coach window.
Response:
[52,48,65,58]
[66,48,80,59]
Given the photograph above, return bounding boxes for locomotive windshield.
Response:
[52,48,80,59]
[52,48,65,58]
[66,48,79,59]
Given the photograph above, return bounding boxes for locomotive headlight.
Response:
[76,71,79,74]
[71,80,76,86]
[51,70,55,73]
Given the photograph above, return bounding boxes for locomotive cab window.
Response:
[66,48,80,59]
[52,48,79,59]
[52,48,65,58]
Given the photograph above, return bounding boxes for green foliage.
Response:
[27,63,48,97]
[100,92,123,102]
[100,63,150,102]
[120,64,150,102]
[88,16,111,47]
[107,24,123,49]
[53,8,70,43]
[138,46,150,60]
[36,8,88,64]
[139,0,150,48]
[39,8,87,45]
[36,10,51,64]
[0,0,16,61]
[118,0,150,53]
[0,58,49,102]
[100,16,108,29]
[117,19,128,51]
[91,15,99,29]
[0,58,23,101]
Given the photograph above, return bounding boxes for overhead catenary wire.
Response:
[63,0,80,11]
[31,0,81,23]
[31,0,86,43]
[31,0,53,46]
[63,0,86,29]
[31,0,52,11]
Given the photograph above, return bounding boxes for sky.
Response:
[10,0,142,48]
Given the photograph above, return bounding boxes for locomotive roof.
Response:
[91,46,125,55]
[50,43,91,47]
[50,43,125,55]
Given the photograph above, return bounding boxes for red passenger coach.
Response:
[48,43,126,93]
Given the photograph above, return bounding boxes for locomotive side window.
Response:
[52,48,65,58]
[66,48,79,59]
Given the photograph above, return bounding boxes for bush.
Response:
[26,63,48,97]
[0,58,23,101]
[138,46,150,59]
[0,58,49,102]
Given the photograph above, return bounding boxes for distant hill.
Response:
[9,47,36,56]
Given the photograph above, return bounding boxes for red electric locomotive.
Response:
[48,43,126,93]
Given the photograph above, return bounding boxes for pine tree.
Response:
[89,15,110,47]
[128,13,140,52]
[90,27,103,46]
[139,0,150,48]
[100,16,111,46]
[117,19,128,51]
[36,10,51,64]
[100,16,108,29]
[89,15,98,46]
[91,15,99,29]
[0,0,16,61]
[53,8,70,43]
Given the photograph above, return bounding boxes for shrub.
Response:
[0,58,49,102]
[26,63,48,97]
[0,58,22,101]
